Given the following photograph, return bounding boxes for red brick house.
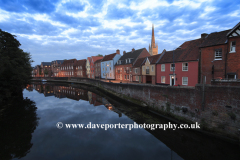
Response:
[156,38,203,86]
[94,59,102,79]
[90,56,103,79]
[75,59,87,78]
[51,60,64,77]
[115,48,150,82]
[60,59,77,77]
[200,22,240,84]
[226,22,240,80]
[132,57,147,83]
[41,62,52,77]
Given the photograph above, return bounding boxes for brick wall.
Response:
[227,36,240,78]
[201,44,228,84]
[76,78,240,138]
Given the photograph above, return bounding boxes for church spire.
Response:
[151,24,155,48]
[149,23,158,56]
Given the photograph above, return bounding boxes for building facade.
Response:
[101,50,121,79]
[132,57,147,83]
[142,54,161,84]
[156,38,203,86]
[94,59,102,79]
[75,59,86,78]
[115,48,150,82]
[60,59,77,77]
[90,56,103,79]
[41,62,52,77]
[51,60,64,77]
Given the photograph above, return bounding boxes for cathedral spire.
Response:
[149,23,158,56]
[151,24,155,48]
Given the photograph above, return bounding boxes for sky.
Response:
[0,0,240,67]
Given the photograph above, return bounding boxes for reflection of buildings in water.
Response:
[102,98,122,117]
[25,84,33,91]
[88,91,93,104]
[32,83,89,101]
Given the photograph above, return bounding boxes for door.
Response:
[170,75,175,86]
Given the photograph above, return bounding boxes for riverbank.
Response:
[31,77,240,144]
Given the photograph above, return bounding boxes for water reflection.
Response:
[0,89,39,160]
[20,82,240,160]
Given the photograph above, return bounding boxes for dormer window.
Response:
[118,60,121,64]
[125,59,128,63]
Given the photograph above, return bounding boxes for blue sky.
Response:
[0,0,240,67]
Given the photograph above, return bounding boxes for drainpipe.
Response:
[225,39,229,79]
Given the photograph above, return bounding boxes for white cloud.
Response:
[199,6,216,19]
[0,9,10,22]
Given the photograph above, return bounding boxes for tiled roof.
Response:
[75,59,86,66]
[62,59,77,65]
[41,62,52,66]
[147,54,161,64]
[199,29,231,48]
[116,48,145,65]
[91,56,103,63]
[94,59,102,64]
[102,53,117,62]
[158,38,203,64]
[132,57,147,68]
[51,60,64,65]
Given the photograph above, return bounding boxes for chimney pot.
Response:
[123,51,126,55]
[116,49,120,54]
[132,48,135,52]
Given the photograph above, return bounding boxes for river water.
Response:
[2,82,239,160]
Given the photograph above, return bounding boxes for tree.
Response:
[96,54,103,57]
[0,29,33,98]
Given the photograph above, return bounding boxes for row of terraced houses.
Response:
[32,22,240,86]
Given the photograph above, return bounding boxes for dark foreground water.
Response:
[1,82,240,160]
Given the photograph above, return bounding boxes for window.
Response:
[110,73,112,77]
[143,66,145,71]
[146,66,149,74]
[182,63,188,71]
[182,77,188,85]
[135,68,138,74]
[136,76,139,81]
[170,64,175,71]
[125,75,126,79]
[151,66,154,72]
[161,76,165,83]
[127,75,129,79]
[130,67,132,72]
[215,49,222,60]
[105,67,107,71]
[230,41,236,52]
[110,67,111,71]
[109,62,111,65]
[126,59,128,63]
[161,64,165,71]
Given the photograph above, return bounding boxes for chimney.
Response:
[132,48,135,52]
[123,51,126,55]
[116,49,120,54]
[201,33,208,39]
